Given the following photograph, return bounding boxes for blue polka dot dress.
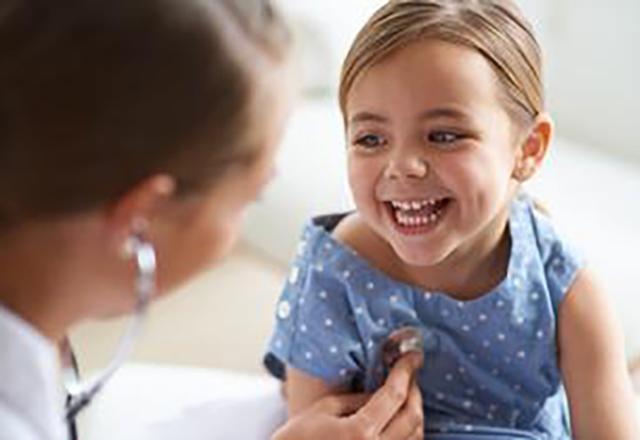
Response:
[264,195,583,439]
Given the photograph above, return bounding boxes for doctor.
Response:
[0,0,423,439]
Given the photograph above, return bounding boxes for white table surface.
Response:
[80,363,287,440]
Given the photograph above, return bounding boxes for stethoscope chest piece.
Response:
[381,326,424,369]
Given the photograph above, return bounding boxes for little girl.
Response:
[264,1,638,438]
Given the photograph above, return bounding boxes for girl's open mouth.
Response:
[384,197,452,235]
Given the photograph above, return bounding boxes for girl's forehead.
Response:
[346,40,503,117]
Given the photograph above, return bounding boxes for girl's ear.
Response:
[512,113,553,182]
[104,174,176,250]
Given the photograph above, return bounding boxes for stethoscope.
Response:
[379,326,425,384]
[381,326,424,368]
[59,233,424,436]
[63,232,156,431]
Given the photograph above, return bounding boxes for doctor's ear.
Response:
[512,113,553,182]
[105,175,177,247]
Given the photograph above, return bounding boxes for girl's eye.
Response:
[353,134,385,150]
[428,131,462,144]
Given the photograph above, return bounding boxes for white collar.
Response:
[0,304,67,439]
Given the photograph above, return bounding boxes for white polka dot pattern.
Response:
[264,197,582,438]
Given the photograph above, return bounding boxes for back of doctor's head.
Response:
[0,0,290,229]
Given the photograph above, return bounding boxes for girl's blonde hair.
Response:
[339,0,543,127]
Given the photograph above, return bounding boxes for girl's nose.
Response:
[384,150,429,180]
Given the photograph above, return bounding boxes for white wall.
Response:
[540,0,640,159]
[274,0,384,97]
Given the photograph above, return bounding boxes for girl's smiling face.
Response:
[344,39,524,268]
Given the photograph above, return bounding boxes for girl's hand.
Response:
[271,353,424,440]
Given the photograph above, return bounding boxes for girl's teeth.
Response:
[394,210,442,227]
[391,198,442,212]
[389,198,448,228]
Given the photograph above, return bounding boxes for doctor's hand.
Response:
[271,353,424,440]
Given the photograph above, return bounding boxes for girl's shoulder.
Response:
[515,195,583,265]
[512,194,585,309]
[331,212,365,249]
[292,212,404,284]
[333,213,413,285]
[291,213,381,287]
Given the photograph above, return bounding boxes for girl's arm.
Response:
[286,366,347,416]
[559,268,639,439]
[274,355,424,440]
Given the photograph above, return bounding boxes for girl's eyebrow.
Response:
[349,107,473,126]
[349,111,389,125]
[418,107,472,123]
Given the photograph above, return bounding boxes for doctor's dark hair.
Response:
[339,0,543,128]
[0,0,290,227]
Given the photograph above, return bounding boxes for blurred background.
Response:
[73,0,640,381]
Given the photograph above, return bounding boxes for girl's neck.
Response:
[394,207,512,301]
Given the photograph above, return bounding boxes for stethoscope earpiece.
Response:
[64,232,156,424]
